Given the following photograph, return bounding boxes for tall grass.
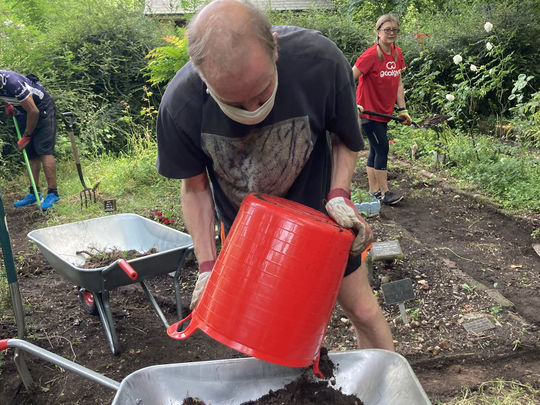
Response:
[388,122,540,213]
[34,139,184,228]
[438,379,537,404]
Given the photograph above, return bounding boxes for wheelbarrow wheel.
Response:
[77,287,98,315]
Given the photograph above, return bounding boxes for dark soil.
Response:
[239,374,363,405]
[182,348,364,405]
[0,151,539,404]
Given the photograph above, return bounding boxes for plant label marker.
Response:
[381,278,415,324]
[370,240,404,261]
[462,317,494,334]
[366,240,404,282]
[104,199,117,213]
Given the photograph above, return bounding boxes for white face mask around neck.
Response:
[204,69,278,126]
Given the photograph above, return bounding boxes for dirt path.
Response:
[0,154,538,404]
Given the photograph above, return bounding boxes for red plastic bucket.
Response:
[168,193,354,367]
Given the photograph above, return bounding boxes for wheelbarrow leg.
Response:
[11,283,34,391]
[173,249,192,322]
[93,291,121,355]
[139,281,169,328]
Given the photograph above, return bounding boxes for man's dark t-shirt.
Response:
[156,26,363,230]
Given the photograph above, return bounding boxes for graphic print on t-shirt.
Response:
[201,116,313,210]
[379,60,402,78]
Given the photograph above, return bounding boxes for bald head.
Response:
[187,0,275,82]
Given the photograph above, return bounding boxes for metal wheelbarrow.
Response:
[1,338,432,404]
[27,213,193,355]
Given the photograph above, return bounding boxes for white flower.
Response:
[470,64,478,72]
[453,54,463,65]
[486,42,493,51]
[3,19,13,26]
[484,22,493,32]
[446,94,455,102]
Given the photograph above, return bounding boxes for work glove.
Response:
[4,103,15,117]
[189,259,216,310]
[325,188,373,258]
[356,105,364,114]
[17,135,31,151]
[398,109,412,126]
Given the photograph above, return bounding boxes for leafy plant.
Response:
[406,307,421,321]
[145,27,189,87]
[461,283,475,294]
[490,305,502,314]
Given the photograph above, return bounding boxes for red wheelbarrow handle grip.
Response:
[118,259,138,281]
[0,338,9,350]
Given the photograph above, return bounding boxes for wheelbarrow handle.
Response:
[1,338,120,391]
[118,259,138,281]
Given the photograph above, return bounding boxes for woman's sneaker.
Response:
[14,193,42,207]
[369,190,381,200]
[381,190,403,205]
[42,193,60,210]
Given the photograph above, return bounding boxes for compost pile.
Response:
[182,349,364,405]
[76,247,158,268]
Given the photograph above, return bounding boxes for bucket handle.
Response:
[167,312,199,340]
[312,351,325,379]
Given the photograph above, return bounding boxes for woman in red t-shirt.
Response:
[353,14,411,205]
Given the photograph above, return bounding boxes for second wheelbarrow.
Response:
[1,338,432,404]
[27,213,193,354]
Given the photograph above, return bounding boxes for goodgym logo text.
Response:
[380,61,401,78]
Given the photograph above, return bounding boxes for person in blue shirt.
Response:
[0,70,60,209]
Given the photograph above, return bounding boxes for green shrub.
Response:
[145,27,189,87]
[268,9,370,65]
[0,0,166,173]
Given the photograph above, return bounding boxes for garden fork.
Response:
[62,112,98,208]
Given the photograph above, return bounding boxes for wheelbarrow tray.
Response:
[27,213,193,292]
[113,349,431,404]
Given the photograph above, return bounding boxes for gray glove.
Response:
[325,188,373,257]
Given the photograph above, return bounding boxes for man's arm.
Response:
[330,135,359,191]
[326,136,372,257]
[19,95,39,137]
[181,172,217,264]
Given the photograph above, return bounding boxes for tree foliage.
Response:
[0,0,170,175]
[0,0,538,180]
